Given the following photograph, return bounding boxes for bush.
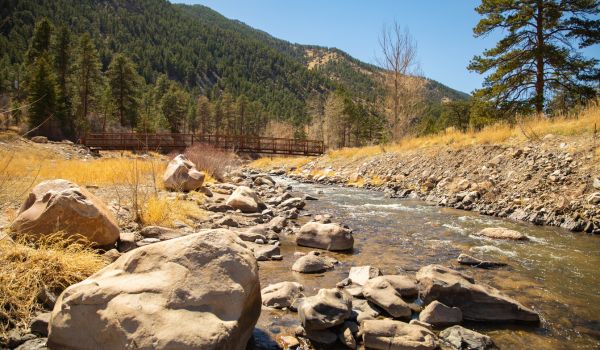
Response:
[0,233,107,340]
[182,143,238,181]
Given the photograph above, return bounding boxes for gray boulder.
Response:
[362,276,415,319]
[261,281,304,310]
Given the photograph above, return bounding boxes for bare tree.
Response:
[378,22,424,139]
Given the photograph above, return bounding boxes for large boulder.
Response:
[163,154,205,192]
[362,276,416,319]
[261,281,304,310]
[295,222,354,251]
[47,229,261,350]
[297,288,352,330]
[438,325,498,350]
[225,186,265,213]
[416,265,540,323]
[10,179,119,246]
[362,320,437,350]
[473,227,528,240]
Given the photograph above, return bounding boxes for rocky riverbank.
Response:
[254,135,600,234]
[2,146,553,349]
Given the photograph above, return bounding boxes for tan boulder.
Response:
[297,288,352,330]
[10,179,119,246]
[47,229,261,350]
[163,154,205,192]
[416,264,539,323]
[362,276,415,319]
[362,319,437,350]
[474,227,528,240]
[295,222,354,251]
[225,186,264,213]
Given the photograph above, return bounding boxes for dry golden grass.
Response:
[370,175,385,186]
[0,233,107,339]
[326,99,600,161]
[141,194,206,228]
[250,156,313,171]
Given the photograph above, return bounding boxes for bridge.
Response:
[82,133,324,156]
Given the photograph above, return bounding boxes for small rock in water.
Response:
[457,253,507,269]
[362,319,437,350]
[474,227,528,241]
[291,251,336,273]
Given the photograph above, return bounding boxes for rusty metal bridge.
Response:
[82,133,324,156]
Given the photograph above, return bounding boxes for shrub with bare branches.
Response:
[180,144,239,181]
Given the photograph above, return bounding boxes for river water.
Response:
[256,178,600,349]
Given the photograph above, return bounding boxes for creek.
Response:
[256,177,600,349]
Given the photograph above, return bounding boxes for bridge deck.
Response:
[82,133,324,156]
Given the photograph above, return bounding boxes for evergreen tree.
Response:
[51,25,73,135]
[160,84,187,133]
[73,33,101,135]
[26,19,53,64]
[236,94,249,135]
[27,57,58,136]
[196,95,211,134]
[107,53,140,128]
[469,0,600,115]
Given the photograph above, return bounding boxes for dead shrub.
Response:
[181,143,238,181]
[0,233,107,340]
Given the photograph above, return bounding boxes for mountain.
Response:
[0,0,468,136]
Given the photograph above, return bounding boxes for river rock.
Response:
[362,319,437,350]
[254,175,275,187]
[29,312,51,336]
[457,253,507,269]
[31,136,48,143]
[348,265,382,285]
[362,276,414,319]
[261,281,304,310]
[278,197,305,210]
[291,251,336,273]
[47,229,261,350]
[587,192,600,205]
[297,288,352,330]
[593,177,600,190]
[295,222,354,251]
[253,243,280,261]
[417,264,540,323]
[163,154,205,192]
[338,322,357,349]
[419,301,462,327]
[10,179,119,246]
[352,298,382,323]
[474,227,528,240]
[139,226,187,241]
[438,325,498,350]
[225,186,265,213]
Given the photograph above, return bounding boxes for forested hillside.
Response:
[0,0,468,144]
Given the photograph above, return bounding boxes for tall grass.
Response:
[0,234,107,339]
[141,194,206,228]
[250,156,314,171]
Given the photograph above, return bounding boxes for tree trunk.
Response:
[534,0,545,114]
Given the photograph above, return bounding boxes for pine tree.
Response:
[196,95,211,134]
[51,25,73,136]
[27,57,58,137]
[26,19,53,64]
[73,33,101,134]
[107,53,140,128]
[160,84,187,133]
[469,0,600,115]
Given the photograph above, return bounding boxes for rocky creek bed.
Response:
[254,176,600,350]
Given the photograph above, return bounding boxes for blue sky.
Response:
[173,0,599,94]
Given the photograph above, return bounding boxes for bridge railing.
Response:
[82,133,324,155]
